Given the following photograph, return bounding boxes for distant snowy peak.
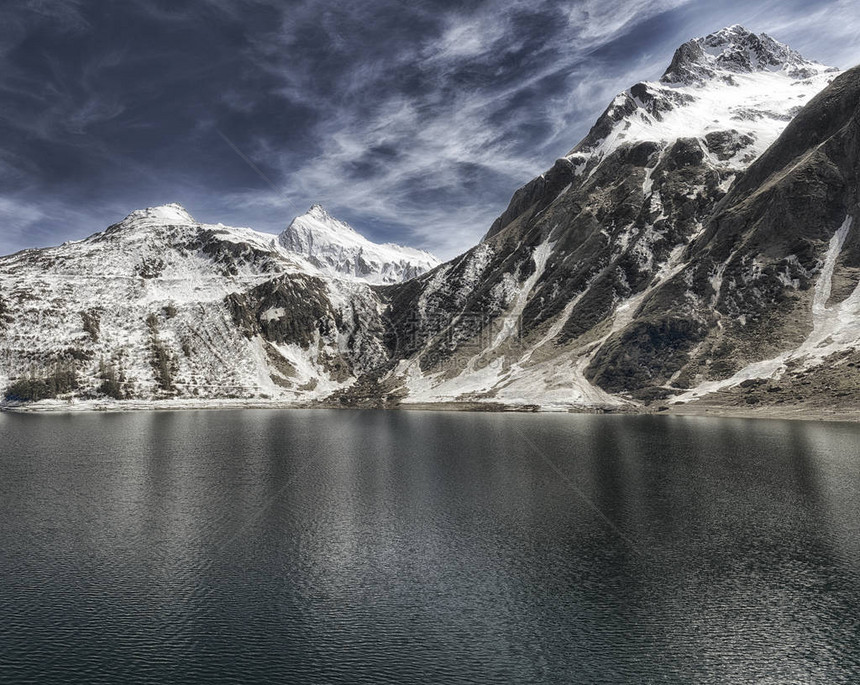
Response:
[116,203,197,228]
[64,202,439,286]
[287,203,359,241]
[568,25,839,169]
[661,25,831,85]
[279,204,440,284]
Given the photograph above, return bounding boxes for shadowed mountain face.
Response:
[0,27,858,413]
[588,64,860,409]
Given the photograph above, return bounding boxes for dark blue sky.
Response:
[0,0,857,258]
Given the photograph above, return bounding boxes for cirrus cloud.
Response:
[0,0,857,258]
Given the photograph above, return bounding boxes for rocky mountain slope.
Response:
[376,26,854,411]
[1,26,857,413]
[618,60,860,412]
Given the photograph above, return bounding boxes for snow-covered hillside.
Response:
[0,204,389,405]
[279,204,440,284]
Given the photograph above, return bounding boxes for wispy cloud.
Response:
[219,0,699,256]
[0,0,857,259]
[752,0,860,68]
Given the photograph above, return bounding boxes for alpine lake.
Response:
[2,409,859,683]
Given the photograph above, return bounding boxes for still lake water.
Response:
[1,409,859,683]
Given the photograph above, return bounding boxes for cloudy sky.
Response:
[0,0,858,258]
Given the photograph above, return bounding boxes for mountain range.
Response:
[1,26,858,416]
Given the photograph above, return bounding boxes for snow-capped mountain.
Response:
[1,26,858,416]
[662,24,827,85]
[563,26,835,174]
[0,204,390,405]
[279,204,440,284]
[372,27,856,413]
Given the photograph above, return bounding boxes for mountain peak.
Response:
[661,25,827,85]
[297,204,359,236]
[278,206,439,284]
[120,203,196,227]
[564,25,838,163]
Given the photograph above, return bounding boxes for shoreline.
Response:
[666,403,860,423]
[2,397,859,423]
